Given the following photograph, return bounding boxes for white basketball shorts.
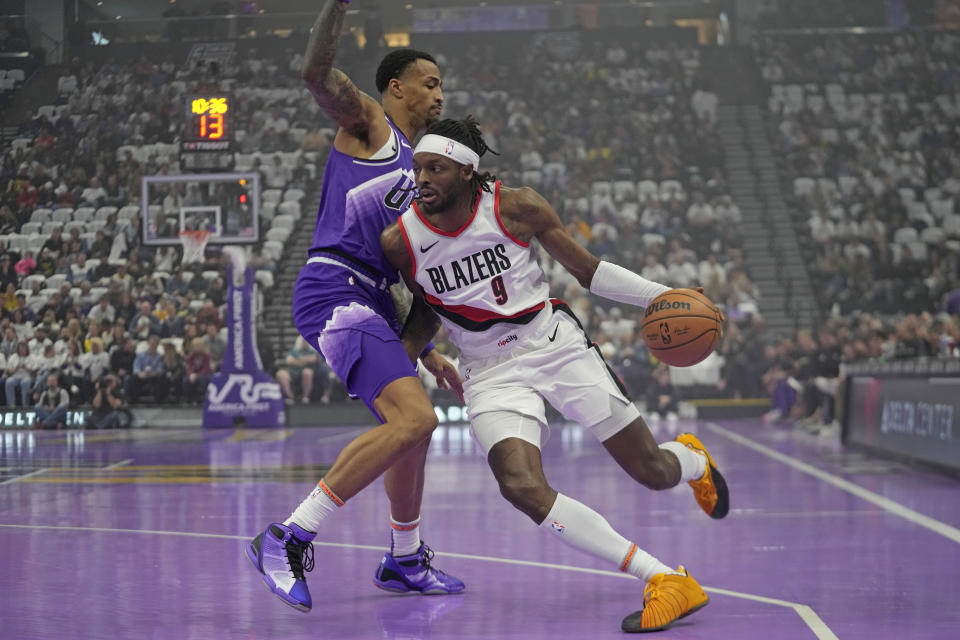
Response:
[464,304,640,455]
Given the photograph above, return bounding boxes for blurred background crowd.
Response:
[0,0,958,430]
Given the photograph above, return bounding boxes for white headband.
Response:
[413,134,480,170]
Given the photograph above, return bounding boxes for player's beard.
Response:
[420,177,465,214]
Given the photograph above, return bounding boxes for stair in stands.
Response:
[717,102,818,336]
[260,192,317,361]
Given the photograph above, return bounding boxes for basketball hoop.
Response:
[178,229,212,265]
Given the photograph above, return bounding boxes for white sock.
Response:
[390,515,421,556]
[659,441,707,483]
[539,493,673,582]
[284,479,342,532]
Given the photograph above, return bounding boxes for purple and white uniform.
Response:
[292,116,420,415]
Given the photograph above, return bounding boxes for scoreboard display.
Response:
[183,95,232,151]
[182,95,233,169]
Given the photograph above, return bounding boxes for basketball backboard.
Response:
[141,172,259,245]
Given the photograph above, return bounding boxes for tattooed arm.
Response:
[301,0,390,152]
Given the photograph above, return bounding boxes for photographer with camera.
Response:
[87,373,125,429]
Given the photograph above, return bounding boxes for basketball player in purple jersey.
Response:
[245,0,464,611]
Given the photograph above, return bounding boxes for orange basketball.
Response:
[641,289,722,367]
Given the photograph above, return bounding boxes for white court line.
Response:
[0,468,48,485]
[0,522,836,639]
[102,459,134,470]
[704,422,960,545]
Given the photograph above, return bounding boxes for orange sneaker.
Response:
[621,567,709,633]
[675,433,729,519]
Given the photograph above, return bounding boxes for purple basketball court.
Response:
[1,419,958,639]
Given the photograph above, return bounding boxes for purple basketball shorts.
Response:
[292,261,417,419]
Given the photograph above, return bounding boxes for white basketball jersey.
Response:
[399,181,551,360]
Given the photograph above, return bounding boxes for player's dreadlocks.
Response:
[423,115,499,208]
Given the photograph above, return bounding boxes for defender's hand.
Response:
[421,350,464,402]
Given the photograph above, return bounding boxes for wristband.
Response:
[420,341,435,359]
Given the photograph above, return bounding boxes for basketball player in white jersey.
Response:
[381,116,729,633]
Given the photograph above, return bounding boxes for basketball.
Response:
[641,289,723,367]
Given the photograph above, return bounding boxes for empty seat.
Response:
[270,214,295,231]
[277,201,301,219]
[20,222,42,236]
[283,188,305,203]
[265,227,290,243]
[30,209,53,224]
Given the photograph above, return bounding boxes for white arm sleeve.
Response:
[588,260,671,308]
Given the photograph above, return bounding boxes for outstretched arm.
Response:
[302,0,386,142]
[500,186,670,307]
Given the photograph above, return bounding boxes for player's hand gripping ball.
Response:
[641,289,724,367]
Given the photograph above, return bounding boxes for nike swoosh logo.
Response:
[548,323,559,342]
[420,241,439,253]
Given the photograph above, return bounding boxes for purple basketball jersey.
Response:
[310,116,416,281]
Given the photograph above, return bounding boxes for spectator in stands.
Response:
[5,342,34,406]
[0,327,18,356]
[14,249,35,276]
[34,247,55,277]
[2,282,17,313]
[645,365,679,423]
[0,206,17,235]
[41,227,65,258]
[16,180,38,214]
[261,154,290,189]
[201,321,226,370]
[89,230,111,260]
[86,373,125,430]
[127,300,160,335]
[165,271,190,297]
[128,334,166,403]
[161,342,185,404]
[11,308,31,341]
[275,335,318,404]
[65,227,88,256]
[183,337,212,404]
[33,374,70,430]
[60,339,86,400]
[87,295,116,325]
[944,280,960,317]
[0,254,18,290]
[81,337,110,383]
[111,264,133,292]
[110,336,137,386]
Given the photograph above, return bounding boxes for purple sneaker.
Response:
[374,542,465,595]
[245,522,316,612]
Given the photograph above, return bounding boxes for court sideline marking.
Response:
[704,422,960,545]
[0,468,48,484]
[0,522,836,639]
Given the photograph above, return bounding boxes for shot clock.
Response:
[182,94,234,169]
[183,95,232,149]
[190,96,228,140]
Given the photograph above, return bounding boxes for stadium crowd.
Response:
[0,26,958,429]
